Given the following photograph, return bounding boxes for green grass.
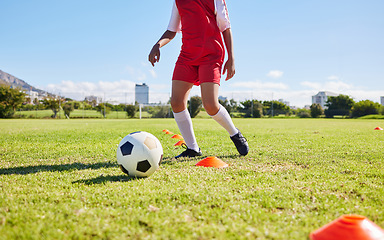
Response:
[1,118,384,239]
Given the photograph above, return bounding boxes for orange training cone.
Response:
[171,134,183,139]
[310,215,384,240]
[163,129,174,135]
[196,156,229,169]
[174,140,186,146]
[374,127,383,130]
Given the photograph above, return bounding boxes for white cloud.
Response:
[124,64,159,81]
[149,69,157,78]
[267,70,284,79]
[124,65,147,82]
[325,81,353,91]
[231,80,289,90]
[300,81,321,89]
[44,80,171,104]
[124,65,135,76]
[327,75,340,80]
[345,90,384,103]
[300,80,354,92]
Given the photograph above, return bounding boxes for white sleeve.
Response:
[167,1,181,32]
[215,0,231,32]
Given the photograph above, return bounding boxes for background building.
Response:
[278,98,290,107]
[381,96,384,106]
[26,90,39,104]
[135,83,149,104]
[85,95,102,107]
[312,91,338,108]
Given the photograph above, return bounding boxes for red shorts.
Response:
[172,63,222,86]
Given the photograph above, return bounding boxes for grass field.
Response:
[1,118,383,239]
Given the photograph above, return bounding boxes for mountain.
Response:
[0,69,48,95]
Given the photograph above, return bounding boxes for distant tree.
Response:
[62,102,74,117]
[297,108,311,118]
[310,103,323,118]
[219,98,237,114]
[21,103,36,111]
[263,100,291,116]
[81,101,92,110]
[188,96,202,118]
[113,104,126,112]
[149,105,171,118]
[96,103,111,118]
[41,98,60,118]
[351,100,380,118]
[33,98,40,106]
[325,94,355,118]
[380,106,384,115]
[125,104,137,118]
[240,100,263,118]
[0,85,26,118]
[73,101,81,109]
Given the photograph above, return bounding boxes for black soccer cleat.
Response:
[230,129,249,156]
[175,146,203,159]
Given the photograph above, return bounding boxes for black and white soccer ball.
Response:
[116,131,163,177]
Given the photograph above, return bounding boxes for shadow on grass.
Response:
[72,174,138,185]
[160,156,202,165]
[217,154,242,159]
[0,162,117,175]
[160,154,240,165]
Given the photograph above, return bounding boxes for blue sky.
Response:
[1,0,383,107]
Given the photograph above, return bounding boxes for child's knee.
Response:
[171,98,187,112]
[203,103,220,116]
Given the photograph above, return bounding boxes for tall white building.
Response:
[135,83,149,104]
[312,91,338,108]
[381,96,384,106]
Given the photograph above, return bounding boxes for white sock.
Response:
[173,109,199,152]
[210,105,239,137]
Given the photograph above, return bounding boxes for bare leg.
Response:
[200,82,220,116]
[201,82,237,136]
[171,80,200,152]
[201,82,249,155]
[170,80,194,113]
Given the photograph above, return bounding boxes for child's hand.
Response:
[148,44,161,67]
[223,58,235,81]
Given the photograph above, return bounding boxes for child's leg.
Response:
[171,80,200,152]
[201,82,249,156]
[200,82,238,136]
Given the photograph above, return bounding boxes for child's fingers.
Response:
[225,69,235,81]
[148,51,160,67]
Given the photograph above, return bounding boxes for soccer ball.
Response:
[116,131,163,177]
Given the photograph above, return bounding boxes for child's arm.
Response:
[222,28,235,81]
[148,30,176,67]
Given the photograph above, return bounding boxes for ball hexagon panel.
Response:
[136,160,152,173]
[120,141,134,156]
[143,136,157,150]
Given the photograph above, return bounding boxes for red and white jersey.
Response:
[168,0,231,33]
[167,0,231,65]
